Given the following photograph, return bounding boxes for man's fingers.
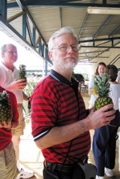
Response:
[102,104,114,111]
[0,121,11,128]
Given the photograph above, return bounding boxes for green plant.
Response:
[23,76,41,123]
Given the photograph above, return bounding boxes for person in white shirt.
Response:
[116,70,120,83]
[93,64,120,179]
[88,62,107,108]
[0,44,34,179]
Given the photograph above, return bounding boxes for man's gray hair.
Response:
[1,44,16,52]
[1,44,7,52]
[48,27,78,51]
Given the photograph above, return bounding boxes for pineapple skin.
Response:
[94,74,113,111]
[0,91,13,123]
[95,96,113,111]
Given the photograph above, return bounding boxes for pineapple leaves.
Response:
[94,73,110,97]
[19,64,26,79]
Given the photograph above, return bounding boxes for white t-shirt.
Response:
[0,62,23,104]
[109,83,120,110]
[116,71,120,83]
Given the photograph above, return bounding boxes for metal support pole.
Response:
[0,0,7,19]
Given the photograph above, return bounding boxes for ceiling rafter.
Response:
[16,0,46,45]
[79,37,120,48]
[7,0,120,8]
[109,25,120,37]
[0,0,52,64]
[93,15,112,38]
[77,0,96,39]
[88,48,110,60]
[7,11,25,22]
[59,7,62,28]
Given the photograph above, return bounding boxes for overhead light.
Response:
[87,7,120,15]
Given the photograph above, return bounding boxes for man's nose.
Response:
[67,46,74,52]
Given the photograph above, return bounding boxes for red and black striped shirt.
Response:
[31,70,90,164]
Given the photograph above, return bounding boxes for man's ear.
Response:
[1,51,5,58]
[48,51,53,61]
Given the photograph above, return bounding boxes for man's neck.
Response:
[3,61,14,71]
[52,67,73,82]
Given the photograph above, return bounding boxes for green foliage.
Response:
[94,73,110,97]
[23,76,41,122]
[19,64,26,79]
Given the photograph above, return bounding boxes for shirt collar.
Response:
[1,62,16,72]
[50,69,78,89]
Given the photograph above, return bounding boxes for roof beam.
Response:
[93,16,112,39]
[109,25,120,37]
[86,49,109,60]
[77,0,95,38]
[7,11,25,22]
[0,0,7,19]
[7,0,120,8]
[79,50,109,54]
[59,7,62,28]
[16,0,46,45]
[0,16,39,55]
[0,0,52,64]
[15,0,51,64]
[79,37,120,48]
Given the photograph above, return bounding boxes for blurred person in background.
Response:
[0,44,33,178]
[88,62,107,108]
[0,86,19,179]
[92,64,120,179]
[116,70,120,83]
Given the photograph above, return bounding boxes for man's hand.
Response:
[6,79,27,90]
[0,120,11,129]
[0,120,18,129]
[85,104,115,130]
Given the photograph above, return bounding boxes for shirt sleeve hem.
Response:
[33,129,51,141]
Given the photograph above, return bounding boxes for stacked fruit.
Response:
[0,90,12,124]
[94,73,113,110]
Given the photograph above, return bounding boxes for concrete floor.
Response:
[19,122,43,179]
[19,92,120,179]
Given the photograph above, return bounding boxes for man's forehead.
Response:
[55,34,77,43]
[6,45,17,50]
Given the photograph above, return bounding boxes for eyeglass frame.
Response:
[3,50,18,55]
[52,44,80,52]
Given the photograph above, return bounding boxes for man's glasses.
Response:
[4,51,17,55]
[52,45,80,52]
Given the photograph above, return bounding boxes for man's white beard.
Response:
[56,56,77,70]
[64,61,76,69]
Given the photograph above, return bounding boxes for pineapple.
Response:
[19,64,26,80]
[94,73,113,111]
[0,90,13,124]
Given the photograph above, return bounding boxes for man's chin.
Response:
[64,62,77,69]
